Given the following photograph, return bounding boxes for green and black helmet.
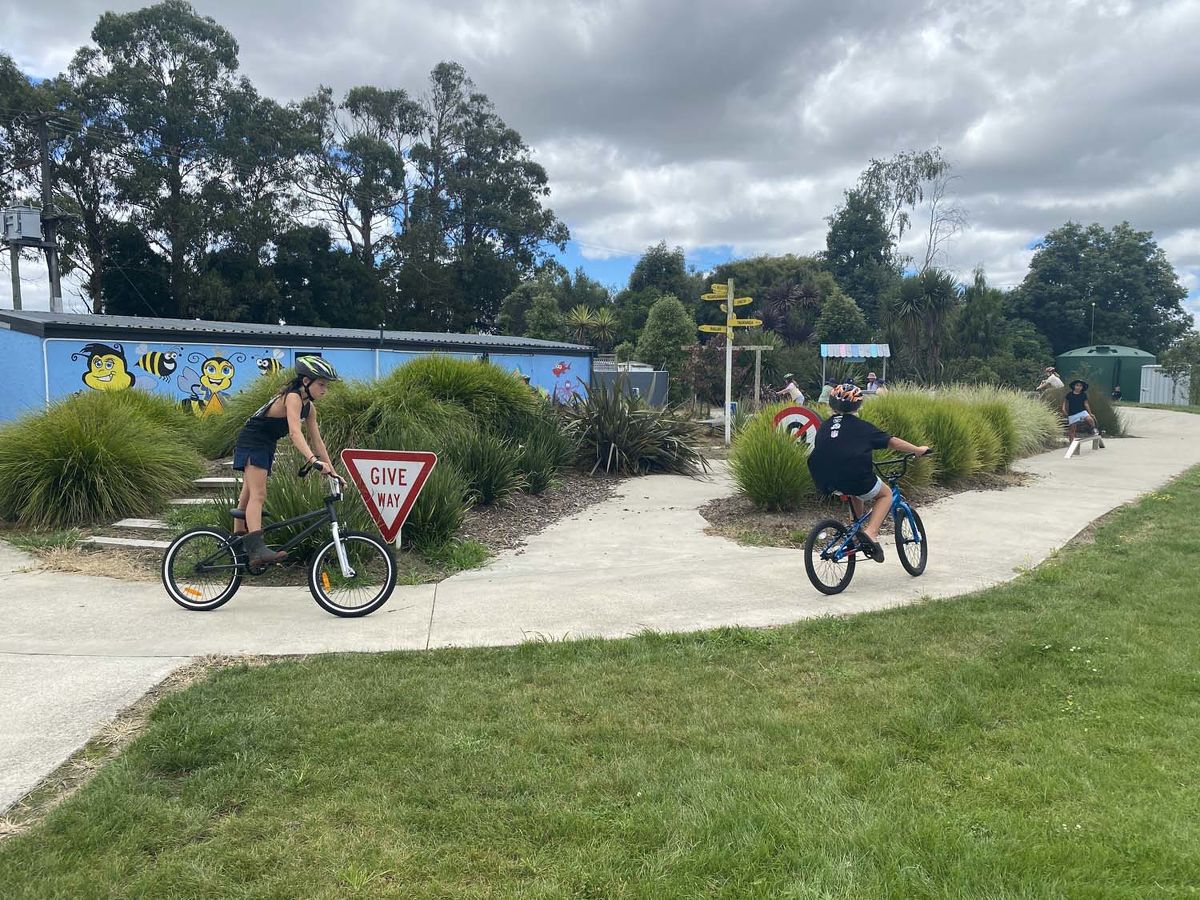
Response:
[294,354,340,382]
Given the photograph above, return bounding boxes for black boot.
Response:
[243,530,285,566]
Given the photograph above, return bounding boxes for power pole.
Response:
[7,244,20,310]
[37,118,64,313]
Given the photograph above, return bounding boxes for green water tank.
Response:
[1055,345,1156,401]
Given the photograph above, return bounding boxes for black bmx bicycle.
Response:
[803,451,933,596]
[161,462,397,618]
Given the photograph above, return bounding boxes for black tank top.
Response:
[236,388,310,448]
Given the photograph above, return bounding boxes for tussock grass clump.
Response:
[517,413,579,494]
[383,356,542,438]
[729,413,814,510]
[0,392,202,528]
[943,384,1058,458]
[858,393,935,490]
[443,430,526,505]
[402,462,470,552]
[565,384,708,476]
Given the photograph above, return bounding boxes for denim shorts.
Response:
[232,444,276,474]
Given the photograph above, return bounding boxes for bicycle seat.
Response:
[229,507,275,520]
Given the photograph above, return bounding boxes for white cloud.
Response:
[3,0,1199,319]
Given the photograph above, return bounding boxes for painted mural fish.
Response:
[552,361,571,377]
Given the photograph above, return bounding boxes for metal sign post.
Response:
[698,282,762,445]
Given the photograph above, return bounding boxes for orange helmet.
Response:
[829,383,864,412]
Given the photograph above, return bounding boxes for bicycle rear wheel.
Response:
[804,518,856,595]
[162,527,242,611]
[895,508,928,576]
[308,531,397,617]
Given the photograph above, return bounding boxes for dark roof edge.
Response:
[0,311,593,356]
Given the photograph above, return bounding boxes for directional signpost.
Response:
[698,279,760,446]
[341,449,438,547]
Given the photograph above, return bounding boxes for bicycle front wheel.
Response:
[308,531,397,617]
[804,518,856,595]
[162,527,242,611]
[895,508,928,576]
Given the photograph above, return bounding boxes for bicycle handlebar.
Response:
[297,461,344,498]
[874,447,935,481]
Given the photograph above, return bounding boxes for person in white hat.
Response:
[1037,366,1064,391]
[774,373,805,404]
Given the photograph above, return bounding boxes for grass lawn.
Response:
[3,475,1200,897]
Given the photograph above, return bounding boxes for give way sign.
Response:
[340,449,438,543]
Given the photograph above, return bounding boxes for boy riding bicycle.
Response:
[232,354,345,566]
[806,383,930,563]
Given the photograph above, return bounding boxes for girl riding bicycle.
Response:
[806,383,930,563]
[232,354,344,566]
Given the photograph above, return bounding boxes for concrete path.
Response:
[3,405,1199,812]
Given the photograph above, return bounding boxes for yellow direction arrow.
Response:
[700,293,727,301]
[698,324,731,334]
[708,283,729,295]
[730,317,763,328]
[719,298,754,312]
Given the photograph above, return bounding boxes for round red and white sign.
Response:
[772,405,822,446]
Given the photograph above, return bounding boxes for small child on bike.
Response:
[806,383,930,563]
[232,354,344,566]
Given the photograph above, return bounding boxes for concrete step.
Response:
[113,518,171,531]
[195,476,239,486]
[80,535,171,551]
[169,498,217,506]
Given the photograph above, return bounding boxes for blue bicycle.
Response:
[804,451,933,595]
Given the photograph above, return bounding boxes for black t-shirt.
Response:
[807,413,892,495]
[1065,391,1088,416]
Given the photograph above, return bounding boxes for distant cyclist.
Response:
[807,383,930,563]
[232,355,344,566]
[774,373,805,405]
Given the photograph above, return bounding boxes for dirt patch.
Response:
[702,470,1034,549]
[34,545,160,581]
[0,655,276,841]
[458,472,622,552]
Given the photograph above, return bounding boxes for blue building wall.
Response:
[0,327,45,421]
[9,335,591,422]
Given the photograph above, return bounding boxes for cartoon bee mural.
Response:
[135,344,180,381]
[72,342,135,392]
[178,350,246,418]
[256,348,286,376]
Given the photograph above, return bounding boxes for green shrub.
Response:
[962,404,1004,472]
[565,383,708,476]
[517,413,579,494]
[858,393,934,490]
[442,430,526,505]
[0,392,202,528]
[402,462,470,553]
[729,413,814,510]
[382,356,542,439]
[942,384,1058,458]
[107,389,199,448]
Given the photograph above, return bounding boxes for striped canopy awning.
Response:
[820,343,891,359]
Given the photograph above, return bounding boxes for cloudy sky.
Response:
[3,0,1198,323]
